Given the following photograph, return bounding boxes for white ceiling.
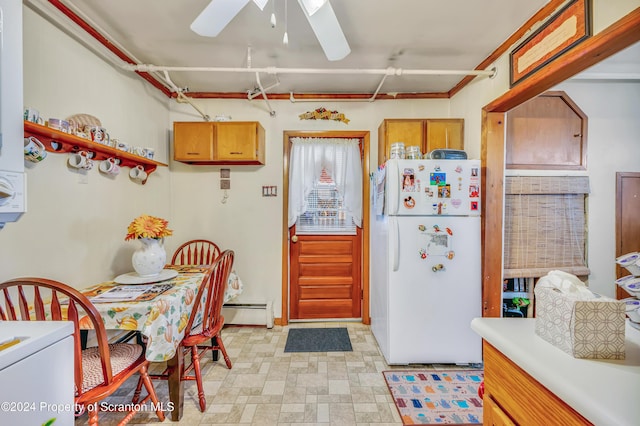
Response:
[26,0,639,97]
[28,0,553,96]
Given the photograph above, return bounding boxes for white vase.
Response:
[132,237,166,277]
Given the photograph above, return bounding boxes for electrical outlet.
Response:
[220,179,230,190]
[220,168,230,178]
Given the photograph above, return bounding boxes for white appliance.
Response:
[0,321,74,425]
[370,158,482,364]
[0,0,27,228]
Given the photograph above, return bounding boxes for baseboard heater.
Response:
[222,301,274,328]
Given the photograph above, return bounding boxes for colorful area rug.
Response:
[383,370,484,425]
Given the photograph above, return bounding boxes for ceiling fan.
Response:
[190,0,351,61]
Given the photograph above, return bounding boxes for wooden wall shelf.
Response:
[24,121,167,184]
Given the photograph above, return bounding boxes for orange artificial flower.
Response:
[125,214,173,241]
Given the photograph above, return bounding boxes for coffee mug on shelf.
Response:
[144,148,155,160]
[68,151,93,169]
[48,118,70,133]
[85,126,110,144]
[24,136,47,163]
[99,157,121,175]
[129,165,148,182]
[115,140,130,152]
[24,108,44,125]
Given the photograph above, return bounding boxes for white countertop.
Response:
[471,318,640,426]
[0,321,74,370]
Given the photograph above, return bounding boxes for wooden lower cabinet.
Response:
[484,396,516,426]
[483,341,591,425]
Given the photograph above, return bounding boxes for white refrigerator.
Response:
[370,159,482,364]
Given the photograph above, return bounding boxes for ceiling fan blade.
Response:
[297,0,350,61]
[191,0,252,37]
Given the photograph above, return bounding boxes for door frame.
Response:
[481,9,640,316]
[281,130,371,326]
[616,172,640,299]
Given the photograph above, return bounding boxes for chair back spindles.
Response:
[0,279,116,390]
[33,286,46,320]
[172,239,221,266]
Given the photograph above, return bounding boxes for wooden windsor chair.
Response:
[0,277,165,425]
[134,250,235,412]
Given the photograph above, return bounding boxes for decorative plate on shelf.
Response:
[114,268,178,285]
[65,113,102,130]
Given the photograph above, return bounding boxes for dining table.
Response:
[80,264,243,421]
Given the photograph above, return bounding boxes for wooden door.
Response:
[286,135,364,320]
[289,227,362,319]
[616,172,640,299]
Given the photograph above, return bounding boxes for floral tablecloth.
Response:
[82,265,243,362]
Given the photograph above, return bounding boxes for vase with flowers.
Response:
[125,214,173,277]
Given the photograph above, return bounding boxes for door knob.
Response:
[291,235,298,243]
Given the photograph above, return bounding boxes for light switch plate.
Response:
[220,169,230,178]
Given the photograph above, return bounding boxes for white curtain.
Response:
[288,137,362,228]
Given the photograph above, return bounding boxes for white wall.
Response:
[0,8,171,287]
[554,79,640,297]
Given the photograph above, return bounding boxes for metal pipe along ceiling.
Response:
[127,64,497,114]
[126,64,497,78]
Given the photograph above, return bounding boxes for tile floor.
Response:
[76,322,479,425]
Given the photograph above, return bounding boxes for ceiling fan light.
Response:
[191,0,251,37]
[252,0,269,11]
[300,0,328,16]
[299,0,350,61]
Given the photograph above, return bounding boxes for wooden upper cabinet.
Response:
[425,119,464,151]
[506,91,587,170]
[214,121,265,164]
[378,118,464,165]
[173,121,214,162]
[173,121,265,165]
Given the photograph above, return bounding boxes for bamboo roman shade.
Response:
[503,176,590,279]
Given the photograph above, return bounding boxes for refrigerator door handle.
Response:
[390,216,399,271]
[386,160,399,215]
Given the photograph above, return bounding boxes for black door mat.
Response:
[284,327,353,352]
